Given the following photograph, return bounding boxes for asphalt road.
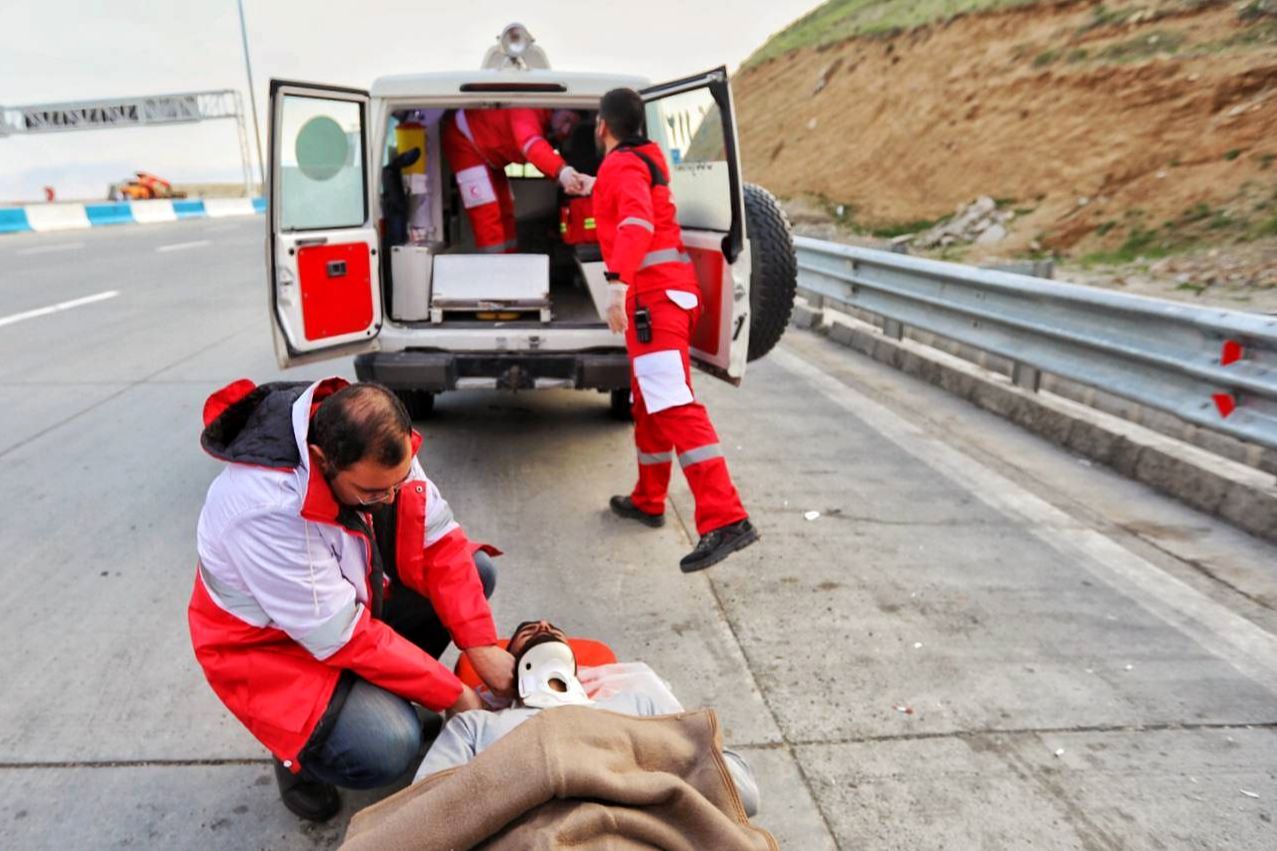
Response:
[2,217,1276,850]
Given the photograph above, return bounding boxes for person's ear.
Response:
[309,444,335,478]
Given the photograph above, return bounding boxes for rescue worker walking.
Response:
[188,379,515,822]
[591,88,758,573]
[442,107,587,253]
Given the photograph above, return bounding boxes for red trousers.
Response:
[441,117,517,253]
[625,289,748,535]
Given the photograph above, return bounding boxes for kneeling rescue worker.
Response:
[188,379,515,821]
[442,107,588,253]
[593,88,759,573]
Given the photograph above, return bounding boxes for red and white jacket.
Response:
[453,107,566,178]
[187,377,497,771]
[593,139,698,298]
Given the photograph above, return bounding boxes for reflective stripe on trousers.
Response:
[638,450,674,465]
[679,443,723,468]
[638,248,692,270]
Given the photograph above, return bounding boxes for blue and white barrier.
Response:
[0,197,266,235]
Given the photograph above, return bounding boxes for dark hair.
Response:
[599,88,645,141]
[310,383,411,471]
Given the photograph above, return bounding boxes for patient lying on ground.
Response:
[413,619,760,817]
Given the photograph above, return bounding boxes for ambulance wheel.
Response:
[609,389,632,421]
[743,183,798,362]
[395,389,435,420]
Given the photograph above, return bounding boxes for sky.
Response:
[0,0,823,202]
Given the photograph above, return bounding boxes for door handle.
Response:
[297,237,329,247]
[326,260,347,278]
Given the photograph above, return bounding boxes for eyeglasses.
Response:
[352,472,413,506]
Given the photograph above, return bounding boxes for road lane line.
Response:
[155,240,211,253]
[0,290,119,329]
[15,242,85,256]
[771,345,1277,693]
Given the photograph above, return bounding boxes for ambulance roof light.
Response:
[501,23,533,59]
[481,23,551,71]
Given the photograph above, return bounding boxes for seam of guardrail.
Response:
[0,198,266,234]
[794,236,1277,452]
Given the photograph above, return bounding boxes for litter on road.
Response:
[804,510,821,521]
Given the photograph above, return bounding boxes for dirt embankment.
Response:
[734,0,1277,261]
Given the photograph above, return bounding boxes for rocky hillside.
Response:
[734,0,1277,273]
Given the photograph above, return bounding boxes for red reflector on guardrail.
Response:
[1212,393,1237,418]
[1221,339,1244,366]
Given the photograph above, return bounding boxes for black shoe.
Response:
[275,760,340,823]
[679,519,759,574]
[610,495,665,528]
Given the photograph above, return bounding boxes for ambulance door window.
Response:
[644,87,730,233]
[279,96,366,231]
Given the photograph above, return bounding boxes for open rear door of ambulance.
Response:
[268,80,381,368]
[641,67,749,385]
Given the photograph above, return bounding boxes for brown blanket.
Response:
[341,706,778,851]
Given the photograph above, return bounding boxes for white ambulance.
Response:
[266,24,796,418]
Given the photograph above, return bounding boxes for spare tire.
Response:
[743,183,797,362]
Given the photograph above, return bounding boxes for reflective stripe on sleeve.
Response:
[296,598,362,659]
[639,248,692,270]
[678,443,724,468]
[199,562,270,627]
[619,216,654,233]
[521,135,546,156]
[638,450,675,466]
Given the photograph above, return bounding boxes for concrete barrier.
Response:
[84,203,134,227]
[203,198,256,218]
[24,203,93,232]
[0,198,265,235]
[0,208,30,234]
[129,200,178,224]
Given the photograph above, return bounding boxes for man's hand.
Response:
[577,173,596,196]
[558,166,587,196]
[465,645,515,698]
[607,283,629,335]
[446,683,484,718]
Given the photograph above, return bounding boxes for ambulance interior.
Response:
[378,106,608,327]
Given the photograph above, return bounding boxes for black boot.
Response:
[679,519,759,574]
[610,495,665,528]
[274,760,340,822]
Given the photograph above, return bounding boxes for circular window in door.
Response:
[295,115,349,182]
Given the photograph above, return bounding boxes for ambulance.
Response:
[266,23,796,418]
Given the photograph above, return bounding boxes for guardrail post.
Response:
[1012,362,1041,393]
[883,319,904,341]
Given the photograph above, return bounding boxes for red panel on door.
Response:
[297,243,374,342]
[688,246,723,356]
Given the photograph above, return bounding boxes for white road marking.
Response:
[155,239,211,253]
[15,242,85,256]
[771,345,1277,693]
[0,290,120,329]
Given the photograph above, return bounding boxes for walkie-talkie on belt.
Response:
[634,294,653,344]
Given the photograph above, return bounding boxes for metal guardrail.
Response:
[794,235,1277,451]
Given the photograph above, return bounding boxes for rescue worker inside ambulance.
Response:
[592,88,758,572]
[412,619,760,817]
[442,107,590,253]
[188,380,516,823]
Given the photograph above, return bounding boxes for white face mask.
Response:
[516,641,593,709]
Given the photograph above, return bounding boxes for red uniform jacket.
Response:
[455,107,566,178]
[593,140,698,297]
[188,377,498,771]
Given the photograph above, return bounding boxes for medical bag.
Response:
[559,196,597,245]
